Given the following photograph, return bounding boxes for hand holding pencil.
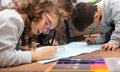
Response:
[85,37,96,45]
[85,24,96,45]
[50,28,65,51]
[50,28,58,46]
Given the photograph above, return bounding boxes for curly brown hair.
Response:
[15,0,60,47]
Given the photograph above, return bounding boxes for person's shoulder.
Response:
[0,9,23,23]
[0,9,19,18]
[0,9,24,28]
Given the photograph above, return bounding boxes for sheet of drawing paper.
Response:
[36,42,101,64]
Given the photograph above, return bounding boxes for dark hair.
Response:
[71,2,97,31]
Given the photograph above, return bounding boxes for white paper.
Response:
[36,42,101,64]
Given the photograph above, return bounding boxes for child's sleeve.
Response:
[0,11,32,67]
[0,0,15,7]
[108,20,120,48]
[107,0,120,48]
[95,33,106,44]
[108,23,120,48]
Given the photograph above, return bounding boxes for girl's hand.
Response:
[37,46,57,60]
[85,37,96,45]
[100,43,118,51]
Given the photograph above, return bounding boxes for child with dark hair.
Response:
[72,2,97,32]
[71,0,120,51]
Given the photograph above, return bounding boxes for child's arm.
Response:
[99,0,120,51]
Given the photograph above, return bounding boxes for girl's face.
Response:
[31,14,58,35]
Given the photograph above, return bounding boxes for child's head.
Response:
[16,0,60,35]
[54,0,73,20]
[71,2,97,32]
[16,0,60,46]
[41,0,73,45]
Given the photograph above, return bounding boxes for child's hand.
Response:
[37,46,57,60]
[85,37,96,45]
[100,43,117,51]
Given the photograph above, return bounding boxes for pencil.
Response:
[50,28,57,45]
[88,25,95,37]
[89,30,92,37]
